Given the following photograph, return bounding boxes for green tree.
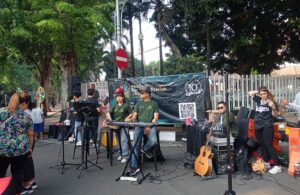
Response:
[163,54,205,75]
[165,0,300,74]
[1,0,115,110]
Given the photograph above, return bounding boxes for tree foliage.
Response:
[143,0,300,74]
[0,0,115,109]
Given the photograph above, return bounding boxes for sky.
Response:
[123,17,170,65]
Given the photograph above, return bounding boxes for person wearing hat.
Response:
[127,85,159,176]
[248,86,281,174]
[106,88,132,163]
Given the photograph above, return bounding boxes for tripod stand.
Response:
[50,125,79,174]
[107,121,153,184]
[74,102,103,178]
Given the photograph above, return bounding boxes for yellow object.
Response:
[101,132,118,147]
[285,127,290,135]
[251,159,266,174]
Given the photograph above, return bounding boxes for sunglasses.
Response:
[259,92,267,96]
[217,107,224,110]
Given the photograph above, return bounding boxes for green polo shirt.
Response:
[109,103,132,121]
[134,100,159,123]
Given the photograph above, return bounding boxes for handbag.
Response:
[251,159,266,174]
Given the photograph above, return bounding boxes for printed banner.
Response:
[108,73,212,124]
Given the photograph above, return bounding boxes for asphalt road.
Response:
[28,139,300,195]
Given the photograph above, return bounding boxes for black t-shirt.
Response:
[85,97,99,121]
[253,95,274,129]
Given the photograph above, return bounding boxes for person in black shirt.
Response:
[72,91,83,146]
[248,86,281,174]
[86,88,100,141]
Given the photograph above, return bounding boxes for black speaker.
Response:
[71,76,81,93]
[187,125,207,156]
[236,107,249,121]
[68,76,81,97]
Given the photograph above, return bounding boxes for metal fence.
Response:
[209,74,300,110]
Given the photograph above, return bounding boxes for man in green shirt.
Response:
[127,85,159,176]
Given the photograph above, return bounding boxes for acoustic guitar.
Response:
[194,126,214,177]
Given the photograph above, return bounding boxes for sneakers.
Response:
[20,186,33,194]
[117,156,122,161]
[76,141,82,146]
[68,136,75,142]
[121,158,128,164]
[129,167,140,176]
[264,162,271,169]
[31,182,38,189]
[141,148,153,158]
[269,165,282,174]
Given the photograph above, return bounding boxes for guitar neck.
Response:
[204,126,213,148]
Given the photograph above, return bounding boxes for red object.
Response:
[113,87,124,94]
[115,48,128,70]
[248,120,282,154]
[0,177,12,194]
[186,117,191,126]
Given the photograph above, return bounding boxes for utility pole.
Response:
[128,4,135,77]
[138,14,145,76]
[116,0,122,78]
[158,1,163,76]
[206,14,211,77]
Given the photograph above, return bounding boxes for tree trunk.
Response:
[59,51,76,111]
[39,49,53,115]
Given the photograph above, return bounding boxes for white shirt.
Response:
[24,109,34,121]
[32,107,44,124]
[290,92,300,120]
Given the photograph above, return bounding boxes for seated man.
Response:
[216,101,236,137]
[127,86,159,176]
[208,101,236,137]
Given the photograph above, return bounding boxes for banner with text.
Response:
[108,73,211,124]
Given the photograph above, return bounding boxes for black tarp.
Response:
[108,73,211,124]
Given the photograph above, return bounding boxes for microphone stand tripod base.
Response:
[224,190,236,195]
[120,176,138,182]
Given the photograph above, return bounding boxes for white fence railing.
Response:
[209,74,300,110]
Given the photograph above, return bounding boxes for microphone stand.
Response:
[223,71,236,195]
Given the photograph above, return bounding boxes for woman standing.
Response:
[106,88,132,164]
[0,93,34,193]
[248,86,281,174]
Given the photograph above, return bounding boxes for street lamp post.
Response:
[138,14,145,76]
[116,0,122,78]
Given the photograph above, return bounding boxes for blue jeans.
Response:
[120,127,129,159]
[131,126,157,168]
[74,121,82,142]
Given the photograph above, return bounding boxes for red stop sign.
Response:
[115,48,128,70]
